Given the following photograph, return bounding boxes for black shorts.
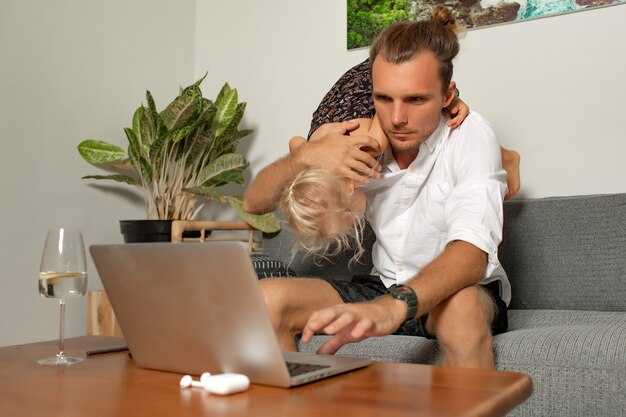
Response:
[324,275,508,339]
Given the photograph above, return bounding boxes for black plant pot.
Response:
[119,220,204,243]
[119,220,173,243]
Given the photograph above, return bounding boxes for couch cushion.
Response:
[500,193,626,311]
[297,335,440,364]
[497,310,626,417]
[250,254,297,279]
[298,310,626,369]
[263,215,375,281]
[499,310,626,369]
[299,309,626,417]
[507,309,626,331]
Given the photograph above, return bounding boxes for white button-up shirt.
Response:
[363,112,511,304]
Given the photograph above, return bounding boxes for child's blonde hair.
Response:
[281,168,365,264]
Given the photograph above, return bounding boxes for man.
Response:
[244,7,509,370]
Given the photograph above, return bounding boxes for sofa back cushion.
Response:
[264,193,626,312]
[500,193,626,311]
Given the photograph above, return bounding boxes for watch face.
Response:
[390,285,414,300]
[389,285,418,323]
[397,286,412,295]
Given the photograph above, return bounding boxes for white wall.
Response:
[195,1,626,199]
[3,0,625,347]
[0,0,196,346]
[455,7,626,198]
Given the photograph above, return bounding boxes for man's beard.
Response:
[388,134,424,153]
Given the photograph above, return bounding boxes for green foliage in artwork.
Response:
[347,0,412,50]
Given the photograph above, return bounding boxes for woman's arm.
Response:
[243,121,381,214]
[309,117,388,157]
[447,96,469,129]
[308,116,520,200]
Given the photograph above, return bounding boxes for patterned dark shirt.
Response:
[308,58,374,139]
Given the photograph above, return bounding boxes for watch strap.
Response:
[388,284,418,323]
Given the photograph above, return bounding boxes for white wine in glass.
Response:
[38,228,87,365]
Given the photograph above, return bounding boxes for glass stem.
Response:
[58,299,66,358]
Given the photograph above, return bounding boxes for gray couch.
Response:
[263,193,626,416]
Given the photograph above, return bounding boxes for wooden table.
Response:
[0,336,532,417]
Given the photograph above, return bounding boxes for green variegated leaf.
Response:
[214,83,231,108]
[194,72,208,87]
[203,170,245,187]
[145,91,163,143]
[146,90,158,118]
[170,124,195,143]
[127,143,150,182]
[183,186,222,200]
[229,102,246,130]
[157,121,168,140]
[125,127,142,159]
[78,140,126,164]
[181,125,200,154]
[82,174,137,185]
[132,106,144,139]
[133,105,155,151]
[161,84,202,131]
[216,103,249,152]
[197,98,216,126]
[198,153,248,184]
[140,156,152,183]
[186,129,213,166]
[237,129,254,140]
[149,132,168,167]
[214,88,238,137]
[226,196,281,233]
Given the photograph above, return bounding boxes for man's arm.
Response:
[243,120,382,214]
[300,240,487,354]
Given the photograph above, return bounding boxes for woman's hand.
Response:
[447,96,470,129]
[291,121,382,185]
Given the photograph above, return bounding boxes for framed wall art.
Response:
[347,0,626,49]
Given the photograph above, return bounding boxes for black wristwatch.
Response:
[388,284,419,323]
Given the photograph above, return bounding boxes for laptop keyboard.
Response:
[286,362,331,377]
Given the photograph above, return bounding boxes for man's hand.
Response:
[447,96,470,129]
[300,296,406,354]
[292,121,382,185]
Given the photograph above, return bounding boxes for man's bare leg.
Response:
[426,285,496,369]
[260,278,344,351]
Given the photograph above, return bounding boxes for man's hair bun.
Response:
[429,5,461,35]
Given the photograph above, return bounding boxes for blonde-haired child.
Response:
[281,115,388,263]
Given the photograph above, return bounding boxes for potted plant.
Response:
[77,74,279,242]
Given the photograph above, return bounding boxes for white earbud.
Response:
[178,372,250,395]
[179,372,212,388]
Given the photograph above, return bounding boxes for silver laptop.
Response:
[90,242,371,387]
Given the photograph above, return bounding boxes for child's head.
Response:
[281,168,365,262]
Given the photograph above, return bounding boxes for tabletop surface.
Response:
[0,336,532,417]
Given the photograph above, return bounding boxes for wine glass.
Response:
[38,228,88,365]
